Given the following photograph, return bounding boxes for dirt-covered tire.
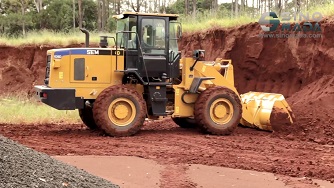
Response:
[194,86,242,135]
[78,106,98,129]
[92,85,147,137]
[172,118,197,128]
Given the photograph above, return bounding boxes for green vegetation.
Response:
[1,0,334,45]
[0,95,80,124]
[0,30,115,46]
[180,13,256,33]
[309,3,334,16]
[179,2,334,32]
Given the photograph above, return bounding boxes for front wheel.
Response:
[194,86,242,135]
[92,85,147,137]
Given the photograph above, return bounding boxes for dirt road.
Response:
[1,119,333,186]
[54,155,334,188]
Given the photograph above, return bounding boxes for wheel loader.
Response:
[34,12,295,137]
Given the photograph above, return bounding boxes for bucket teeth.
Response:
[239,92,295,131]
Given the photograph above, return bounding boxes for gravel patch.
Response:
[0,135,119,188]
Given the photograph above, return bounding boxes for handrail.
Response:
[115,30,150,85]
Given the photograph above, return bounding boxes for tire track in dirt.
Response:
[159,164,197,188]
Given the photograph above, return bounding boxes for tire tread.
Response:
[194,86,242,135]
[92,85,147,137]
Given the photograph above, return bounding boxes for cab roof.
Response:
[112,12,179,19]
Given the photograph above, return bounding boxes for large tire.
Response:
[78,106,98,129]
[92,85,147,137]
[194,86,242,135]
[172,117,197,128]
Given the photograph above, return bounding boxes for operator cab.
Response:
[113,12,182,84]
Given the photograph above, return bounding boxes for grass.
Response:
[0,29,115,46]
[0,15,254,46]
[180,3,334,32]
[180,13,257,33]
[309,3,334,17]
[0,94,81,125]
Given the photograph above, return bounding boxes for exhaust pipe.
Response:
[80,28,90,47]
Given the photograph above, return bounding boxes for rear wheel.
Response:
[93,85,147,137]
[194,86,242,135]
[78,106,98,129]
[172,117,197,128]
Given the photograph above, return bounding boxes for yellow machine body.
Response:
[46,48,132,99]
[239,92,295,131]
[172,58,238,117]
[34,12,294,135]
[40,48,294,131]
[171,57,295,131]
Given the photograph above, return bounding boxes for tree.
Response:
[193,0,196,17]
[73,0,76,29]
[212,0,218,12]
[78,0,83,28]
[97,0,101,31]
[296,0,300,13]
[80,0,98,30]
[278,0,282,15]
[19,0,27,35]
[125,0,145,12]
[231,0,234,17]
[252,0,254,17]
[185,0,189,15]
[241,0,244,14]
[101,0,106,30]
[161,0,167,13]
[33,0,42,13]
[112,0,121,14]
[235,0,238,17]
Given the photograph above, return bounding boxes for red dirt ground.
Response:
[0,121,333,184]
[1,16,334,186]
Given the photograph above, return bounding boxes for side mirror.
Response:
[193,50,205,60]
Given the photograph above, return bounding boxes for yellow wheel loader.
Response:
[34,12,295,137]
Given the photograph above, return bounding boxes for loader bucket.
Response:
[239,92,295,131]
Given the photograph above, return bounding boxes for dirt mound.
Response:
[0,134,119,187]
[0,44,86,95]
[179,17,334,98]
[1,65,35,95]
[179,17,334,144]
[283,75,334,144]
[1,18,333,98]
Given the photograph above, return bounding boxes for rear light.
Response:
[40,92,47,98]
